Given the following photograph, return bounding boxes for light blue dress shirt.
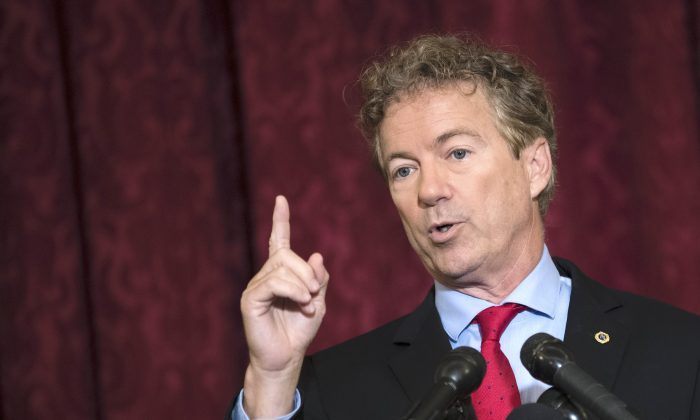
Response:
[435,245,571,404]
[232,246,571,418]
[233,389,301,420]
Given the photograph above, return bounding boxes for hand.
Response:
[240,195,329,417]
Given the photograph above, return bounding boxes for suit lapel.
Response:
[386,260,632,406]
[388,288,452,402]
[555,258,631,390]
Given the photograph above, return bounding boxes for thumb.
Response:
[307,252,329,292]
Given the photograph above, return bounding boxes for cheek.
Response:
[492,175,532,226]
[473,170,508,207]
[478,169,528,224]
[397,211,427,258]
[398,207,421,237]
[391,184,414,211]
[391,192,419,232]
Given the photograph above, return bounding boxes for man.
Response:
[234,35,700,419]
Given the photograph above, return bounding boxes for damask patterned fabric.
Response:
[1,1,699,419]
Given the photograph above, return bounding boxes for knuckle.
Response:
[269,247,290,261]
[301,265,314,281]
[240,290,253,311]
[272,264,290,277]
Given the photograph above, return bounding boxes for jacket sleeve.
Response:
[295,355,329,420]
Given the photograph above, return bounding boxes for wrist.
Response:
[242,361,303,418]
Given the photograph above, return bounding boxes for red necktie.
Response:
[471,303,526,420]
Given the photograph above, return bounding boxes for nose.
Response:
[417,163,451,207]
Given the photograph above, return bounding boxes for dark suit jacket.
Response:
[296,258,700,419]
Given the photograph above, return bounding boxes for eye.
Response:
[393,166,415,179]
[450,148,469,160]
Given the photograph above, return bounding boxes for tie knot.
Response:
[474,303,526,341]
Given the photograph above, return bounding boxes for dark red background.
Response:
[2,1,699,419]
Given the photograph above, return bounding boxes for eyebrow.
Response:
[435,128,484,145]
[384,127,485,164]
[385,150,415,163]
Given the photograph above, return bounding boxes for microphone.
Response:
[403,346,486,420]
[506,403,567,419]
[520,333,639,420]
[538,387,589,420]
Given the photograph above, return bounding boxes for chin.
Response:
[424,246,483,281]
[429,259,478,283]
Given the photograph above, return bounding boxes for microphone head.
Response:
[434,346,486,396]
[520,333,574,385]
[506,403,566,419]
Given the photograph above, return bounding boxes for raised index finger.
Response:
[269,195,291,256]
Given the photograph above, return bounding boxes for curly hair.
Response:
[358,34,557,216]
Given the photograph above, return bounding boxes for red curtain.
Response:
[1,1,699,419]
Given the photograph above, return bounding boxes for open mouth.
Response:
[430,223,456,234]
[435,224,453,233]
[428,223,458,244]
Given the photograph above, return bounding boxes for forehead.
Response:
[379,83,499,150]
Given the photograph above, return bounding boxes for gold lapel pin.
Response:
[594,331,610,344]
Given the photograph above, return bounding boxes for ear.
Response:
[522,137,552,199]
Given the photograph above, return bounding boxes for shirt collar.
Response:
[434,245,561,342]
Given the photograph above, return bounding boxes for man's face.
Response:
[379,84,545,290]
